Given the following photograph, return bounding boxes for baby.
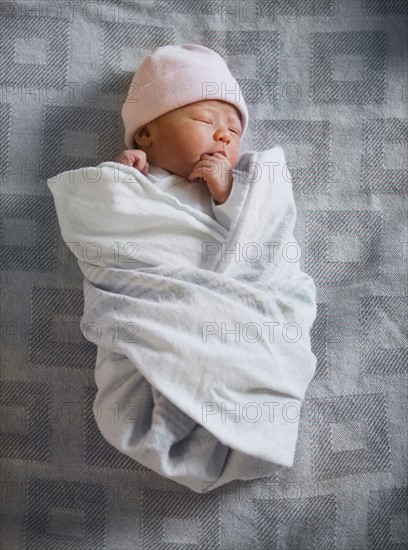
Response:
[114,43,250,230]
[47,43,318,494]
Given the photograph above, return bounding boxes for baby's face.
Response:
[134,100,242,179]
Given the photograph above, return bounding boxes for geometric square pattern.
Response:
[361,118,408,194]
[14,38,48,65]
[382,142,407,171]
[332,54,365,81]
[1,0,407,548]
[62,131,99,158]
[255,120,331,191]
[0,380,52,462]
[254,495,337,550]
[2,218,37,247]
[0,195,58,272]
[48,508,84,539]
[205,31,280,104]
[306,210,383,286]
[360,295,408,375]
[163,517,200,544]
[328,233,363,262]
[309,393,391,480]
[142,489,220,548]
[0,17,69,88]
[331,419,368,452]
[41,106,121,177]
[29,286,96,369]
[23,478,106,550]
[310,31,386,104]
[99,23,174,95]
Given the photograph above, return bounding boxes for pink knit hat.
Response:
[121,44,249,149]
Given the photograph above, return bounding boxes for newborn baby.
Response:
[47,43,318,494]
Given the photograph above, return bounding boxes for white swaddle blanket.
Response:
[47,146,318,493]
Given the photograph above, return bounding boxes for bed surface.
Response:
[1,1,407,548]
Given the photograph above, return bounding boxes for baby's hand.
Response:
[188,153,233,204]
[115,149,149,175]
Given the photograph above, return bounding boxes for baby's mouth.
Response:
[206,151,227,157]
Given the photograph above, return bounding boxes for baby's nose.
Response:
[214,128,231,141]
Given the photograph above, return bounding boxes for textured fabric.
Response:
[1,0,407,548]
[121,43,249,148]
[47,148,317,492]
[144,162,241,228]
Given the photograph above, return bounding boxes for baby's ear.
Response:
[134,125,150,148]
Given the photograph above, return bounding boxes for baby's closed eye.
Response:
[193,118,241,135]
[193,118,212,124]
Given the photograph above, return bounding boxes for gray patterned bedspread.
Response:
[1,0,407,548]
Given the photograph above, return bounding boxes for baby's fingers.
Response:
[115,154,130,164]
[188,165,205,181]
[188,160,217,181]
[188,171,200,182]
[139,162,149,175]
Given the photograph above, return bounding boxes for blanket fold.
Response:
[47,147,317,493]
